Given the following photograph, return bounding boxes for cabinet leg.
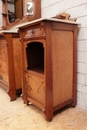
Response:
[21,94,28,104]
[27,101,30,106]
[46,115,53,121]
[7,90,16,101]
[71,101,76,108]
[42,108,53,121]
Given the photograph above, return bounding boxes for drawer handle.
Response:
[26,81,29,89]
[25,81,31,91]
[30,29,35,35]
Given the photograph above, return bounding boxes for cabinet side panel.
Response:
[0,59,9,84]
[12,38,22,90]
[52,30,73,107]
[0,46,8,60]
[0,39,9,87]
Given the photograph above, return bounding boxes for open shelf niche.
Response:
[26,41,44,75]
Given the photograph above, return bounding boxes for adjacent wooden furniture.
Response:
[1,0,41,27]
[1,0,23,26]
[0,16,30,101]
[18,18,78,120]
[0,31,22,101]
[0,0,41,100]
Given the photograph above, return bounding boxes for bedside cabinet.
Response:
[18,18,78,121]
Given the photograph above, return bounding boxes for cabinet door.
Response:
[26,72,45,105]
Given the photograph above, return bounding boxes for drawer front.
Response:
[24,26,45,39]
[0,60,8,75]
[26,73,45,104]
[0,46,8,60]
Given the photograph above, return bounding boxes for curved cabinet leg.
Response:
[42,108,53,121]
[71,101,76,108]
[21,94,28,104]
[7,90,16,101]
[25,100,30,106]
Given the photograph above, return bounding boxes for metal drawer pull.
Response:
[30,29,35,35]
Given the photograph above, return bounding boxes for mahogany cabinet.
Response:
[0,32,22,101]
[18,18,78,120]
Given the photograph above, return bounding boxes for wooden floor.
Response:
[0,87,87,130]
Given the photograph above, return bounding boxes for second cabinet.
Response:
[0,32,22,101]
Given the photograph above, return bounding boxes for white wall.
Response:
[41,0,87,110]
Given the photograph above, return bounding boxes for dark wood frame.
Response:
[1,0,41,28]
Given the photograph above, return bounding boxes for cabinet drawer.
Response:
[24,26,45,39]
[26,72,45,104]
[0,60,8,75]
[0,46,8,60]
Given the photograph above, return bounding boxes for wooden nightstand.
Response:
[18,18,78,120]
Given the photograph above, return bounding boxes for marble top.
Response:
[17,17,79,29]
[0,17,79,34]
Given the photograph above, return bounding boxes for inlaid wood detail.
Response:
[26,72,45,104]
